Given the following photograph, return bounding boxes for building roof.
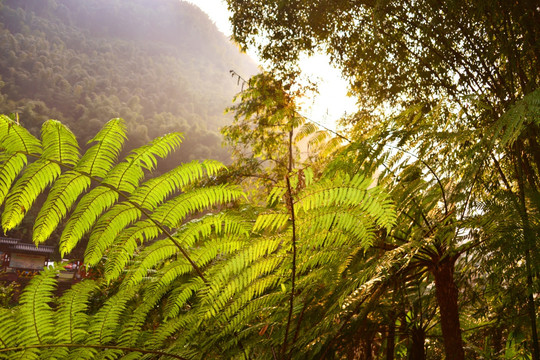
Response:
[0,238,55,255]
[8,243,55,255]
[0,237,20,245]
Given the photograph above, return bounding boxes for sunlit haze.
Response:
[184,0,358,131]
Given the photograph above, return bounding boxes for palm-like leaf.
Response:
[0,116,398,359]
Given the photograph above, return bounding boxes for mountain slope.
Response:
[0,0,258,164]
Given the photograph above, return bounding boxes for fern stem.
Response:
[281,129,297,359]
[292,296,311,343]
[0,344,190,359]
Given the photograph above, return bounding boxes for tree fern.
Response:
[0,116,243,272]
[0,115,398,359]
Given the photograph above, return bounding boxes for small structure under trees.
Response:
[0,237,54,279]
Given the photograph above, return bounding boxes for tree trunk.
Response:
[352,330,375,360]
[491,326,503,357]
[408,326,426,360]
[432,256,465,360]
[386,312,396,360]
[515,147,540,360]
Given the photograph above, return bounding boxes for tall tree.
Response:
[226,1,540,358]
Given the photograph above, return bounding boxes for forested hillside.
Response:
[0,0,257,164]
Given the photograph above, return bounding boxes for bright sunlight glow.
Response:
[183,0,358,131]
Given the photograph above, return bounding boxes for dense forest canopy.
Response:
[227,0,540,358]
[0,0,257,164]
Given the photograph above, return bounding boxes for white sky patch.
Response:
[296,54,357,131]
[183,0,358,131]
[183,0,232,36]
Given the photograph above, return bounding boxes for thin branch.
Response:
[491,153,515,195]
[384,143,448,216]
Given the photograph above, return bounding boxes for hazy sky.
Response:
[184,0,232,36]
[184,0,357,131]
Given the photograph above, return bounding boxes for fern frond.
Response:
[495,88,540,147]
[189,235,248,270]
[59,186,119,256]
[87,289,136,345]
[173,214,247,248]
[207,261,283,321]
[9,348,40,360]
[33,171,92,244]
[122,240,179,288]
[145,313,200,352]
[104,220,161,282]
[0,115,42,155]
[294,122,318,142]
[18,268,57,346]
[85,202,142,266]
[205,236,284,302]
[1,160,61,230]
[103,133,182,193]
[130,160,226,211]
[148,241,242,300]
[33,120,129,245]
[296,173,396,230]
[212,290,285,348]
[117,286,169,348]
[318,135,346,160]
[141,260,193,299]
[55,280,98,344]
[298,209,374,248]
[1,120,80,230]
[0,308,18,350]
[253,212,289,233]
[162,278,205,319]
[0,152,26,206]
[152,184,245,228]
[78,118,127,178]
[137,216,250,296]
[40,120,80,166]
[266,185,286,206]
[118,352,144,360]
[306,130,332,150]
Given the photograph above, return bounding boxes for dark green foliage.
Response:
[227,0,538,113]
